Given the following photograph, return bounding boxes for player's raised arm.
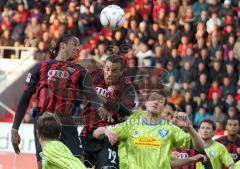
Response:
[11,62,41,154]
[174,112,205,152]
[93,127,118,145]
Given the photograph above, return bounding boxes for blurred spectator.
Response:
[178,0,191,20]
[168,88,183,106]
[208,92,222,112]
[34,41,50,61]
[208,80,221,100]
[193,73,210,97]
[178,35,193,57]
[221,76,236,98]
[11,3,28,41]
[206,12,222,33]
[24,17,41,38]
[136,43,153,67]
[192,0,208,20]
[179,61,197,84]
[194,107,210,127]
[49,3,66,24]
[214,121,225,137]
[224,94,236,111]
[211,105,226,123]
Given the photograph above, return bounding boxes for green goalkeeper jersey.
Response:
[111,111,191,169]
[236,160,240,169]
[42,140,86,169]
[196,141,234,169]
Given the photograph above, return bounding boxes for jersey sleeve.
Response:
[43,141,86,169]
[172,126,191,149]
[24,62,41,94]
[111,121,129,141]
[220,144,235,168]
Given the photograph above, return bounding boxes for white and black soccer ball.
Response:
[100,5,125,30]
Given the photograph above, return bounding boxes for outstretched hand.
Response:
[11,128,21,154]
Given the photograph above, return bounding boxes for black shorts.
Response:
[81,133,119,169]
[33,116,83,162]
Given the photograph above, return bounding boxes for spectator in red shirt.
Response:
[152,0,167,21]
[208,81,221,100]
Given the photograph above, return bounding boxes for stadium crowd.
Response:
[1,0,240,137]
[1,0,240,168]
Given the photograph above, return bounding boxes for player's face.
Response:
[162,104,174,122]
[103,61,123,85]
[65,37,80,60]
[226,120,239,136]
[145,92,165,115]
[199,122,214,140]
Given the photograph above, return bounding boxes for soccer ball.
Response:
[100,5,125,30]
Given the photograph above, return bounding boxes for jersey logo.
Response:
[209,151,215,157]
[134,137,160,147]
[95,87,111,98]
[133,130,140,136]
[26,73,31,83]
[158,129,168,138]
[47,70,69,80]
[177,152,189,159]
[230,153,238,160]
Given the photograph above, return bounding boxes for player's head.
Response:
[50,34,80,60]
[103,55,125,85]
[225,118,239,136]
[199,119,216,140]
[145,90,168,115]
[37,112,62,141]
[162,102,177,122]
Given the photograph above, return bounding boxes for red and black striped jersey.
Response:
[172,147,212,169]
[24,59,95,116]
[82,69,136,133]
[216,135,240,165]
[172,147,197,169]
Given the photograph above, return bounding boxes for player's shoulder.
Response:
[213,141,227,150]
[127,111,145,120]
[215,135,227,143]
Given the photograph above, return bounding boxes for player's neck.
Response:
[55,53,67,61]
[227,134,238,142]
[39,139,49,149]
[144,113,162,124]
[203,139,214,148]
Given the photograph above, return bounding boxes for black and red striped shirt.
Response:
[26,60,97,115]
[82,69,136,134]
[216,135,240,166]
[172,147,197,169]
[172,147,212,169]
[13,59,100,129]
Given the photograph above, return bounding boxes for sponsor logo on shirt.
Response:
[133,130,140,136]
[209,151,215,157]
[26,73,31,83]
[95,87,111,98]
[176,152,189,159]
[158,129,168,138]
[230,153,238,160]
[47,70,69,80]
[134,137,160,147]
